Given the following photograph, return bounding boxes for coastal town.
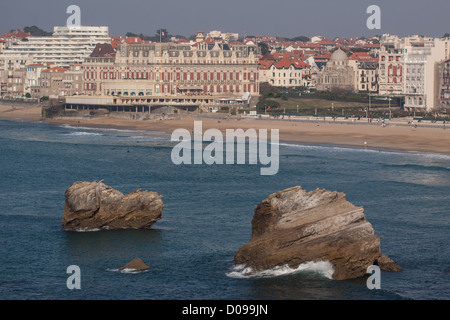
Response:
[1,2,450,306]
[0,25,449,119]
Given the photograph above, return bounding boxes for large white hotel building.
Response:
[0,26,110,67]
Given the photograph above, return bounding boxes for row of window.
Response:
[84,71,257,81]
[381,55,401,62]
[88,83,257,94]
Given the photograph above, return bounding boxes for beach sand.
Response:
[0,104,43,122]
[2,104,450,155]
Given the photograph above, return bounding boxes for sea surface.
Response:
[0,119,449,300]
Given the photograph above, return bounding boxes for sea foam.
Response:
[107,268,149,274]
[226,260,334,280]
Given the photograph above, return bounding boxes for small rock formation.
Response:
[119,258,150,271]
[234,186,401,280]
[61,180,163,231]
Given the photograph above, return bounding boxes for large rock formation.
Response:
[62,180,163,231]
[234,186,401,280]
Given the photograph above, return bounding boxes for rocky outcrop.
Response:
[119,258,150,271]
[61,180,163,231]
[234,186,401,280]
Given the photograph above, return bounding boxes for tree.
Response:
[257,42,269,56]
[444,33,450,38]
[22,26,52,36]
[290,36,310,42]
[260,82,281,99]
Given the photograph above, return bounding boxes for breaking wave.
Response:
[226,260,334,280]
[106,268,149,274]
[65,131,103,137]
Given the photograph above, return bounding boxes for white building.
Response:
[206,31,239,42]
[0,26,110,68]
[403,37,450,110]
[25,62,55,94]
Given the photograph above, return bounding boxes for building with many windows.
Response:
[403,36,450,110]
[0,26,110,68]
[378,34,403,96]
[79,36,259,110]
[439,59,450,107]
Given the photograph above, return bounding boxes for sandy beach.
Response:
[2,103,450,155]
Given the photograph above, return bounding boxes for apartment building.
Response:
[26,63,55,94]
[378,34,403,96]
[0,55,33,98]
[37,66,69,98]
[349,52,379,93]
[403,37,450,110]
[439,59,450,106]
[0,26,110,68]
[62,63,84,96]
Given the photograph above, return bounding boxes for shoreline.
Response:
[2,103,450,155]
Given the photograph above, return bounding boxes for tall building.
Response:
[403,36,450,110]
[0,26,110,68]
[349,52,379,93]
[378,34,403,96]
[0,55,33,98]
[439,59,450,107]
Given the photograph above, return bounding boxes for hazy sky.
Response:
[1,0,449,39]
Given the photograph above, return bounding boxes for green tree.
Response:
[290,36,310,42]
[257,42,269,56]
[22,26,52,36]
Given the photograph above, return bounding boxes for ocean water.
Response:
[0,119,449,300]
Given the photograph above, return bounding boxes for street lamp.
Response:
[388,95,391,120]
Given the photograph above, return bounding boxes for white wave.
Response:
[106,268,149,274]
[226,260,334,280]
[60,124,166,135]
[65,131,103,137]
[72,228,101,232]
[279,141,450,160]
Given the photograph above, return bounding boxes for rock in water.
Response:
[119,258,150,271]
[61,181,164,231]
[234,186,401,280]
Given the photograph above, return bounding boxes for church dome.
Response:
[330,48,348,61]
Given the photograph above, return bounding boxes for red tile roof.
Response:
[26,62,55,67]
[125,37,143,44]
[349,52,377,62]
[0,30,32,39]
[42,66,69,73]
[258,60,274,70]
[272,57,308,69]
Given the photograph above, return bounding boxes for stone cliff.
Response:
[234,186,401,280]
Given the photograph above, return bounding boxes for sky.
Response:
[1,0,449,39]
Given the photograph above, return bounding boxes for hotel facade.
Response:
[76,35,259,110]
